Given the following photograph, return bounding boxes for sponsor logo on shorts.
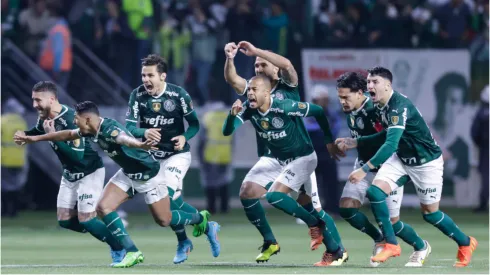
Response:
[79,193,93,201]
[167,166,182,174]
[65,170,84,180]
[416,187,437,195]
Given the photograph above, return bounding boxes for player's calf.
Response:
[57,208,86,233]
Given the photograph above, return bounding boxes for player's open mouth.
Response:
[145,83,154,91]
[248,98,257,103]
[369,91,376,98]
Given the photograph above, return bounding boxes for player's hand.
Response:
[140,139,159,151]
[13,130,27,145]
[171,135,186,151]
[237,41,258,56]
[14,131,37,144]
[231,99,243,116]
[144,128,161,142]
[43,120,55,133]
[348,168,367,184]
[335,137,357,151]
[224,42,238,59]
[326,142,346,161]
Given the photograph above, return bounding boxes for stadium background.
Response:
[1,0,488,212]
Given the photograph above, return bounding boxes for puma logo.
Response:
[285,176,291,182]
[430,195,436,199]
[87,202,94,206]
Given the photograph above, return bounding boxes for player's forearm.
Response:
[255,48,298,86]
[54,141,84,162]
[222,113,242,136]
[125,121,146,138]
[34,130,78,142]
[183,112,200,141]
[357,130,387,148]
[115,135,142,149]
[224,58,247,94]
[307,104,334,144]
[24,126,43,136]
[368,128,403,167]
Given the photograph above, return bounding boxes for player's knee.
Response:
[239,182,264,199]
[153,212,172,227]
[95,203,114,218]
[390,216,400,224]
[420,202,439,214]
[339,197,360,209]
[339,207,358,220]
[366,185,387,201]
[77,211,96,223]
[296,192,310,205]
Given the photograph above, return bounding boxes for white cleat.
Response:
[369,242,385,267]
[405,240,431,267]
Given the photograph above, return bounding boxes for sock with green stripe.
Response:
[393,220,425,250]
[102,211,138,252]
[266,192,318,227]
[366,185,398,245]
[339,207,384,242]
[170,210,203,226]
[80,217,124,251]
[423,210,470,246]
[303,202,344,249]
[241,198,276,243]
[170,195,196,242]
[58,217,87,233]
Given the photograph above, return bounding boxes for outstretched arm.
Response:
[14,129,79,144]
[115,132,157,151]
[224,42,248,95]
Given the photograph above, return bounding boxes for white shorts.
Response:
[157,152,191,200]
[57,168,105,213]
[110,167,169,205]
[244,156,322,208]
[276,152,318,193]
[341,159,404,217]
[374,154,443,205]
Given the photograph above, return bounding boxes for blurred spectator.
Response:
[187,0,219,105]
[304,84,342,216]
[1,0,20,40]
[365,1,391,48]
[411,1,434,47]
[122,0,154,87]
[198,101,234,214]
[469,1,489,62]
[434,0,472,48]
[471,86,489,213]
[1,98,29,218]
[262,0,288,56]
[18,0,53,60]
[344,2,369,48]
[38,0,72,90]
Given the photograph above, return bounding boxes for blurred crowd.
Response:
[2,0,489,103]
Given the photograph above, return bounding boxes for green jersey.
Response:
[375,91,442,166]
[126,83,195,160]
[347,96,384,168]
[25,105,103,182]
[236,98,314,162]
[78,118,160,180]
[242,78,300,158]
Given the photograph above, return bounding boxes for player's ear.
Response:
[160,72,167,82]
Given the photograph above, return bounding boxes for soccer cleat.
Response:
[256,241,280,263]
[314,247,348,266]
[205,221,221,257]
[371,243,401,263]
[173,239,193,264]
[110,248,126,266]
[193,210,210,237]
[112,251,144,268]
[405,240,431,267]
[308,223,324,250]
[454,236,478,267]
[369,242,385,267]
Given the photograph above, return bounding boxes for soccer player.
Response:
[223,75,347,267]
[14,81,125,266]
[224,41,345,262]
[14,101,221,268]
[336,72,431,267]
[337,67,477,267]
[125,54,216,264]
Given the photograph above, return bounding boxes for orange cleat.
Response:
[308,225,324,250]
[370,243,401,263]
[454,236,478,267]
[314,248,347,267]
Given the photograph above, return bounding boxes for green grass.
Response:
[1,208,488,273]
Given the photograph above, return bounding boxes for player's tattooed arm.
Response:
[224,43,247,95]
[115,132,158,151]
[14,129,79,144]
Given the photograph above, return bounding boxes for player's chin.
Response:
[249,101,258,108]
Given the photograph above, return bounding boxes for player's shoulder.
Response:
[166,82,188,97]
[56,105,75,128]
[131,85,148,99]
[389,91,413,113]
[278,78,298,89]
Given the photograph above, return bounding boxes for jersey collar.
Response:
[376,90,395,110]
[93,117,104,142]
[52,105,68,120]
[152,82,167,99]
[270,79,280,94]
[258,96,274,116]
[351,96,370,115]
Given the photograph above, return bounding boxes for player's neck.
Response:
[379,90,394,107]
[91,117,103,135]
[354,95,368,111]
[259,98,272,113]
[48,102,62,119]
[153,82,167,97]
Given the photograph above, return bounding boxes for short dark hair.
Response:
[336,72,367,92]
[32,81,58,97]
[367,66,393,83]
[141,54,168,74]
[74,101,99,116]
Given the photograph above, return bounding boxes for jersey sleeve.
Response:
[25,117,44,136]
[235,101,251,123]
[282,99,310,117]
[126,91,140,124]
[62,114,85,152]
[179,88,195,116]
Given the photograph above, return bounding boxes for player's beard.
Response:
[37,106,50,119]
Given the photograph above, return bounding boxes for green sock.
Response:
[366,186,398,245]
[102,211,138,252]
[81,217,124,251]
[170,196,191,242]
[339,207,383,242]
[322,226,340,253]
[58,217,87,233]
[393,220,425,251]
[315,209,344,250]
[170,210,203,226]
[241,198,276,242]
[266,192,318,227]
[423,211,470,246]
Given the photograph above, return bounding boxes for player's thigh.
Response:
[274,152,318,193]
[241,157,282,198]
[76,168,105,214]
[148,195,172,227]
[386,184,405,218]
[57,177,79,216]
[406,156,444,206]
[295,172,323,209]
[341,161,375,207]
[373,154,408,194]
[158,152,191,200]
